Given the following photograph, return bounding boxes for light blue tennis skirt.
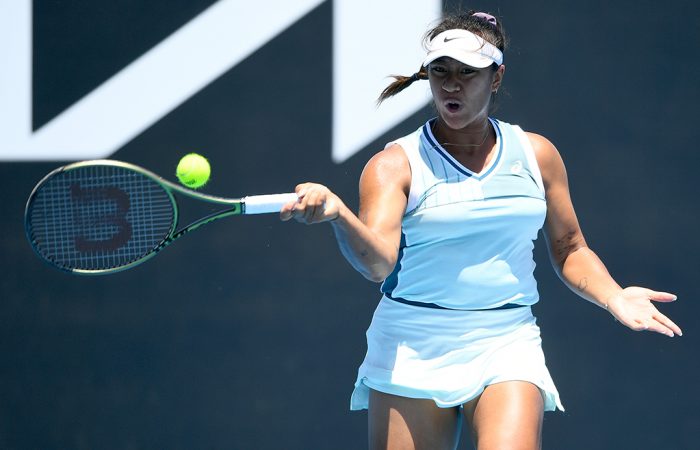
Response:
[350,296,564,411]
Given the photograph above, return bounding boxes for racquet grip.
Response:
[243,193,298,214]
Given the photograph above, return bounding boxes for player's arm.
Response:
[529,132,681,337]
[280,144,409,282]
[529,132,617,307]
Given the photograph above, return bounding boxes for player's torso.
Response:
[381,118,546,310]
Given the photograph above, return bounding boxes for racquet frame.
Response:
[25,159,295,275]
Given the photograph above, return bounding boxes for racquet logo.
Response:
[70,184,132,252]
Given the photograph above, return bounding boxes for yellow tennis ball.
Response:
[176,153,210,189]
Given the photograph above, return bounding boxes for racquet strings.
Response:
[27,165,175,271]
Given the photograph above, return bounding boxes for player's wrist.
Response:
[601,288,625,312]
[329,201,349,224]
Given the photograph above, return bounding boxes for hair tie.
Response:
[472,12,497,27]
[410,73,420,82]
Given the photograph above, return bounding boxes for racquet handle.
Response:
[243,193,298,214]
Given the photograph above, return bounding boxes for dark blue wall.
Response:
[1,1,698,448]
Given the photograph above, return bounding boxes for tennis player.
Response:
[281,11,682,450]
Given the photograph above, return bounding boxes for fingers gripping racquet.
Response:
[24,160,296,275]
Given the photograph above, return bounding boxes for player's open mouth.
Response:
[445,101,461,112]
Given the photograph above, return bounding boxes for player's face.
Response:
[427,57,503,130]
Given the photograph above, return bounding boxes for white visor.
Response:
[423,29,503,68]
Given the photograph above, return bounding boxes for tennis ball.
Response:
[176,153,210,189]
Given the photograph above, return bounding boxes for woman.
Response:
[280,11,682,450]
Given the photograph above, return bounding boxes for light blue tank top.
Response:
[380,118,546,310]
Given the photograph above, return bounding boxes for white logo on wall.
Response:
[0,0,440,162]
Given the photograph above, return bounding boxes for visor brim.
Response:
[423,50,498,69]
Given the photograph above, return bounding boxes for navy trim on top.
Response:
[385,293,527,311]
[380,232,406,296]
[422,118,503,181]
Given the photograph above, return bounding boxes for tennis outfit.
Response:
[350,118,564,412]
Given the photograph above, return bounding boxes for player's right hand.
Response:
[280,182,343,224]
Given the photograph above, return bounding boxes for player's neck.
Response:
[432,118,494,157]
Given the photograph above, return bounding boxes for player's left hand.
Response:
[606,287,682,337]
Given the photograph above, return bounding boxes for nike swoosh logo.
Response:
[443,36,461,42]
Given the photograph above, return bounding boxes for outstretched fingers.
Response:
[649,291,683,336]
[652,311,683,337]
[609,287,683,338]
[630,310,682,337]
[648,291,678,303]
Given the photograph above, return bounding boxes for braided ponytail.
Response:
[376,65,428,105]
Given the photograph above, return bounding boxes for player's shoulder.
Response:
[365,143,409,173]
[522,131,564,168]
[523,131,557,155]
[519,130,568,190]
[360,143,411,189]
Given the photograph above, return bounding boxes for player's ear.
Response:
[491,64,505,93]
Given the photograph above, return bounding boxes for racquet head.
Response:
[25,160,178,274]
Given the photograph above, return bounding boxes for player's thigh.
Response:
[463,381,544,450]
[368,389,461,450]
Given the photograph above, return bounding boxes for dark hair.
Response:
[377,10,507,105]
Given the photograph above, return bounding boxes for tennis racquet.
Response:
[24,159,297,275]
